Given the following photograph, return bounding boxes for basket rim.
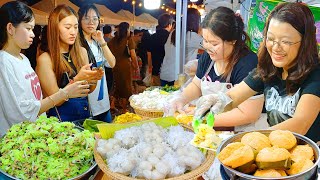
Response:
[94,124,215,180]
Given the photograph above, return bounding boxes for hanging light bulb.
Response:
[139,3,142,7]
[173,0,176,2]
[124,0,127,2]
[161,6,165,9]
[166,8,169,12]
[144,0,161,9]
[132,0,136,5]
[198,8,205,15]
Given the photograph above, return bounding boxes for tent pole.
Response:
[180,0,187,73]
[175,0,182,76]
[133,3,136,28]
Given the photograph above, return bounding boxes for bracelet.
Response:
[59,88,69,101]
[100,42,108,47]
[48,96,56,106]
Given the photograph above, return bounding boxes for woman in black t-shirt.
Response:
[195,3,320,143]
[168,7,264,128]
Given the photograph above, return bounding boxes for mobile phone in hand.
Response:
[90,63,97,70]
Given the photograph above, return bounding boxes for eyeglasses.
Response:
[200,39,218,55]
[265,37,301,50]
[82,17,100,24]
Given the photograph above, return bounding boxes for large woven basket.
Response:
[94,124,215,180]
[129,100,164,118]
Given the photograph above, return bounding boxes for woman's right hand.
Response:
[194,92,233,118]
[74,64,104,82]
[63,80,90,98]
[163,95,188,116]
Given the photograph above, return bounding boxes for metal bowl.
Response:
[0,126,97,180]
[216,130,320,180]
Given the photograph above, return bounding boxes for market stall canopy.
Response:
[0,0,48,25]
[32,0,79,13]
[138,13,158,26]
[93,3,129,25]
[117,10,152,28]
[205,0,240,11]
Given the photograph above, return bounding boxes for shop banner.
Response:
[247,0,320,53]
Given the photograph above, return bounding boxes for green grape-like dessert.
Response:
[0,116,95,180]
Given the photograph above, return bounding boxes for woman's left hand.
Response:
[92,30,105,45]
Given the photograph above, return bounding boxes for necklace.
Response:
[62,53,71,63]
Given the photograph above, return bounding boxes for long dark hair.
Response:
[257,2,319,94]
[115,22,130,42]
[201,6,251,80]
[171,8,200,46]
[78,4,101,64]
[0,1,34,49]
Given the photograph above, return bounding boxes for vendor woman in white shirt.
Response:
[78,4,116,123]
[0,1,90,136]
[169,7,264,128]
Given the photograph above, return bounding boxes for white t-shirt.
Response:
[87,40,111,116]
[160,32,177,82]
[0,50,42,136]
[185,31,203,63]
[160,31,202,82]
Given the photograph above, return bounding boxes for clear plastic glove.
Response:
[194,92,233,118]
[163,95,188,117]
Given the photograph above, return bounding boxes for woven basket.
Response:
[129,100,164,118]
[94,124,215,180]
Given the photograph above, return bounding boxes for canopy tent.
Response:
[204,0,240,12]
[138,13,158,26]
[93,3,129,25]
[32,0,79,13]
[0,0,48,25]
[117,10,152,28]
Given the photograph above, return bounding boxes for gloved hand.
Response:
[163,94,188,117]
[194,92,233,118]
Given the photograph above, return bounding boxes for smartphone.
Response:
[90,63,97,70]
[91,60,105,70]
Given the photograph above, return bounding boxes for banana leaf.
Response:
[97,116,178,139]
[83,119,107,132]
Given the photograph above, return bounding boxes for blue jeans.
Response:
[93,110,112,123]
[47,97,90,122]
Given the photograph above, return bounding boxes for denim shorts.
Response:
[47,97,90,122]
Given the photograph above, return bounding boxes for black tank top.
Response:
[60,52,77,88]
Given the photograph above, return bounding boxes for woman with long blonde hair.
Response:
[36,4,104,121]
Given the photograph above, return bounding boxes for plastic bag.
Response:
[143,72,152,86]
